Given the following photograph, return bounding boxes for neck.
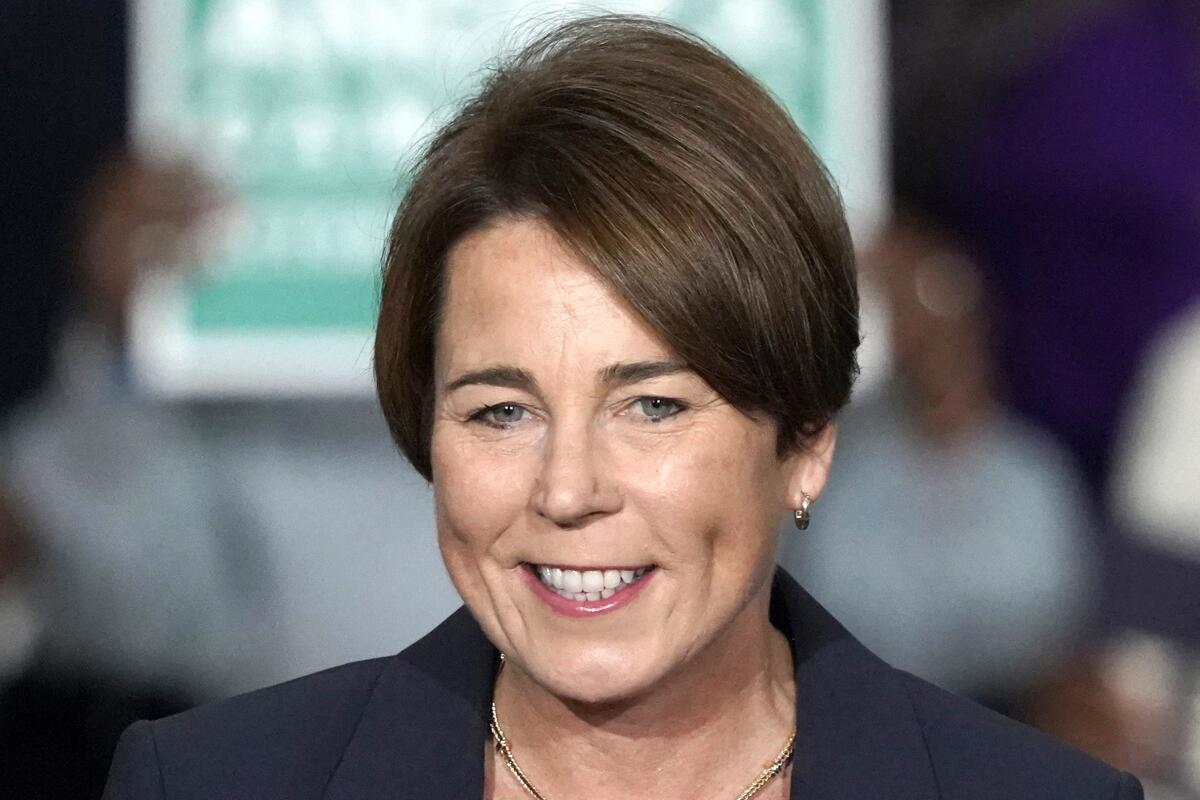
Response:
[491,589,795,799]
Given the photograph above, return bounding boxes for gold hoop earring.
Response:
[794,493,812,530]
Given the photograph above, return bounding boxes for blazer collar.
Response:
[322,605,496,800]
[771,569,938,798]
[323,569,938,800]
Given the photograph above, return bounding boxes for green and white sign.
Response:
[131,0,886,396]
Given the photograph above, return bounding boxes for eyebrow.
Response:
[599,360,690,387]
[444,366,538,394]
[443,360,689,395]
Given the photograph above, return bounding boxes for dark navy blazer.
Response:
[103,570,1143,799]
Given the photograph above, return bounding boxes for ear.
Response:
[782,423,837,510]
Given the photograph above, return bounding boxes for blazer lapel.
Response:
[323,606,497,800]
[324,570,938,800]
[774,569,939,799]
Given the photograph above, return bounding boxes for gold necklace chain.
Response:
[489,657,796,800]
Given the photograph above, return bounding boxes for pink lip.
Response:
[519,564,656,618]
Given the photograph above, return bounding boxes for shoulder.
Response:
[104,656,391,799]
[771,569,1141,799]
[103,605,495,800]
[896,671,1143,799]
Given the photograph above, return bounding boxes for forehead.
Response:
[436,218,676,373]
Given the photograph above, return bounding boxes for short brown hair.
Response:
[375,14,859,480]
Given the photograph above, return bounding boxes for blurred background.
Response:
[2,1,1198,797]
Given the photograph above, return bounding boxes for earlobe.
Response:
[784,422,837,511]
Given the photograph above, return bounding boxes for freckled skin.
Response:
[431,217,833,705]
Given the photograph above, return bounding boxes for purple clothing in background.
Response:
[939,0,1200,493]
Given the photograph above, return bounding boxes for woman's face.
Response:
[431,217,831,703]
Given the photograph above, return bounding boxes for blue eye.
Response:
[634,397,685,421]
[471,403,527,429]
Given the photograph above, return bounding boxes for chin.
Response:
[519,643,671,706]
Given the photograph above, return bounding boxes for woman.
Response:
[104,15,1142,799]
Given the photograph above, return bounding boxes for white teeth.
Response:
[562,570,583,593]
[581,570,604,593]
[533,563,653,601]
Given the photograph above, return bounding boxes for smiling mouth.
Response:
[525,563,655,602]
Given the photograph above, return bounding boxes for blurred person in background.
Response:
[1,0,458,716]
[0,147,286,699]
[889,0,1200,794]
[0,477,186,799]
[2,14,193,777]
[778,216,1096,711]
[1,1,282,706]
[1102,304,1200,797]
[1111,302,1200,566]
[892,0,1200,499]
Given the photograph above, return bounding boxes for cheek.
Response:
[621,423,782,568]
[431,424,537,551]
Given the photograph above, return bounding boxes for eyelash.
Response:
[468,403,528,430]
[631,396,687,421]
[466,397,688,430]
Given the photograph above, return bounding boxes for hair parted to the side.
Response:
[375,14,860,481]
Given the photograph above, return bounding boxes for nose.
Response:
[532,418,620,528]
